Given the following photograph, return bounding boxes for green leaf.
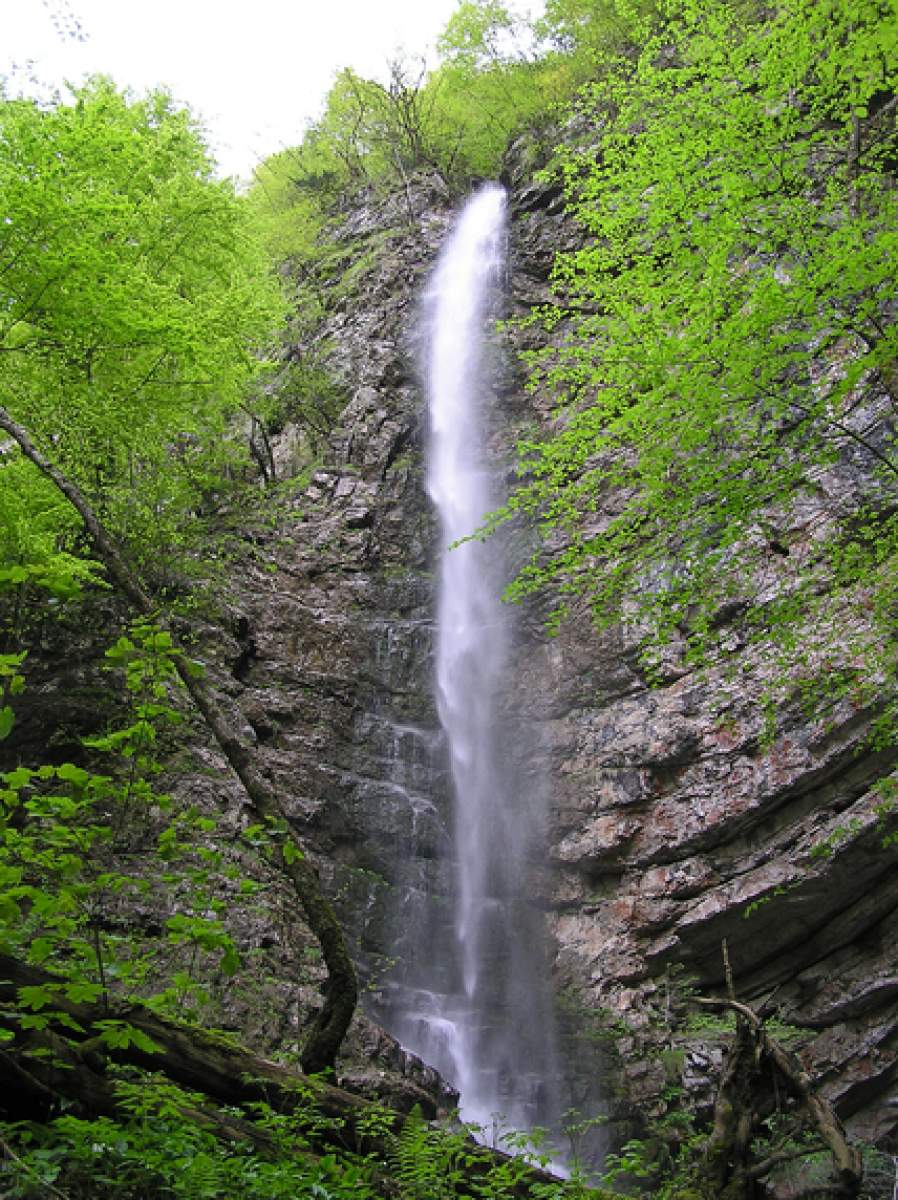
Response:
[0,708,14,741]
[55,763,90,787]
[0,566,30,585]
[96,1021,162,1054]
[17,984,56,1011]
[19,1017,50,1032]
[55,1012,86,1034]
[29,937,56,964]
[3,766,31,789]
[220,944,241,976]
[105,637,136,664]
[282,840,303,865]
[64,980,105,1004]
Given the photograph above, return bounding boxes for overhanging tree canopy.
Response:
[496,0,898,726]
[0,77,284,579]
[0,78,357,1074]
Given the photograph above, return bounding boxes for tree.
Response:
[0,77,283,583]
[533,0,660,72]
[247,1,573,226]
[495,0,898,732]
[0,78,358,1073]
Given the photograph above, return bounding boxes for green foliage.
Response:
[245,356,349,473]
[247,60,442,236]
[247,0,580,248]
[244,146,331,264]
[492,0,898,732]
[560,1108,610,1168]
[534,0,662,79]
[0,76,284,585]
[599,1138,656,1186]
[385,1107,604,1200]
[0,1074,618,1200]
[0,650,25,742]
[438,0,519,68]
[420,52,561,182]
[0,1077,375,1199]
[425,0,571,179]
[0,620,238,1024]
[742,884,794,918]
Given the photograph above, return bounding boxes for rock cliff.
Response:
[221,149,898,1153]
[11,149,895,1160]
[498,157,898,1150]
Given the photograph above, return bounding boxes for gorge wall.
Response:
[15,143,893,1156]
[206,139,898,1157]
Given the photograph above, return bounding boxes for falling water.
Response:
[390,184,562,1142]
[428,185,509,1018]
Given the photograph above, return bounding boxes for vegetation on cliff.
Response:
[245,0,580,264]
[1,0,896,1195]
[495,0,898,737]
[0,75,362,1194]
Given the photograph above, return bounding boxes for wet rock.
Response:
[39,150,891,1144]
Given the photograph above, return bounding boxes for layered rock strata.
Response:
[230,156,898,1146]
[14,151,895,1150]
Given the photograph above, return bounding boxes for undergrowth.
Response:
[0,1073,620,1200]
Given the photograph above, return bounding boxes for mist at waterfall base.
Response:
[382,184,565,1154]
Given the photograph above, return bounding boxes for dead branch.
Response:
[696,995,863,1198]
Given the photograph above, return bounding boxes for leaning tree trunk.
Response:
[0,405,358,1074]
[0,954,565,1200]
[697,997,863,1200]
[702,1016,763,1200]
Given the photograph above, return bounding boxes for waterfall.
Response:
[388,184,562,1144]
[427,184,509,1016]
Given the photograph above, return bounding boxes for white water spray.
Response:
[427,184,508,1015]
[389,184,562,1138]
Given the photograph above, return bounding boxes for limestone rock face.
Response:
[225,159,898,1147]
[211,181,457,1104]
[495,157,898,1145]
[27,155,878,1143]
[518,594,898,1141]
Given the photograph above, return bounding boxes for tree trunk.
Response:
[696,997,863,1199]
[0,954,564,1200]
[702,1018,763,1200]
[0,404,358,1073]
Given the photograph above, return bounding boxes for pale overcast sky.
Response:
[4,0,541,180]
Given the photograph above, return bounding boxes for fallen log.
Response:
[0,953,576,1199]
[1,951,392,1145]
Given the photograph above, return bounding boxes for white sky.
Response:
[4,0,540,180]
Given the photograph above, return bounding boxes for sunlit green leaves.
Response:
[248,0,579,239]
[94,1020,162,1054]
[0,77,284,587]
[501,0,898,711]
[0,620,241,1043]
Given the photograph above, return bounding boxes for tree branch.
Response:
[696,995,863,1196]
